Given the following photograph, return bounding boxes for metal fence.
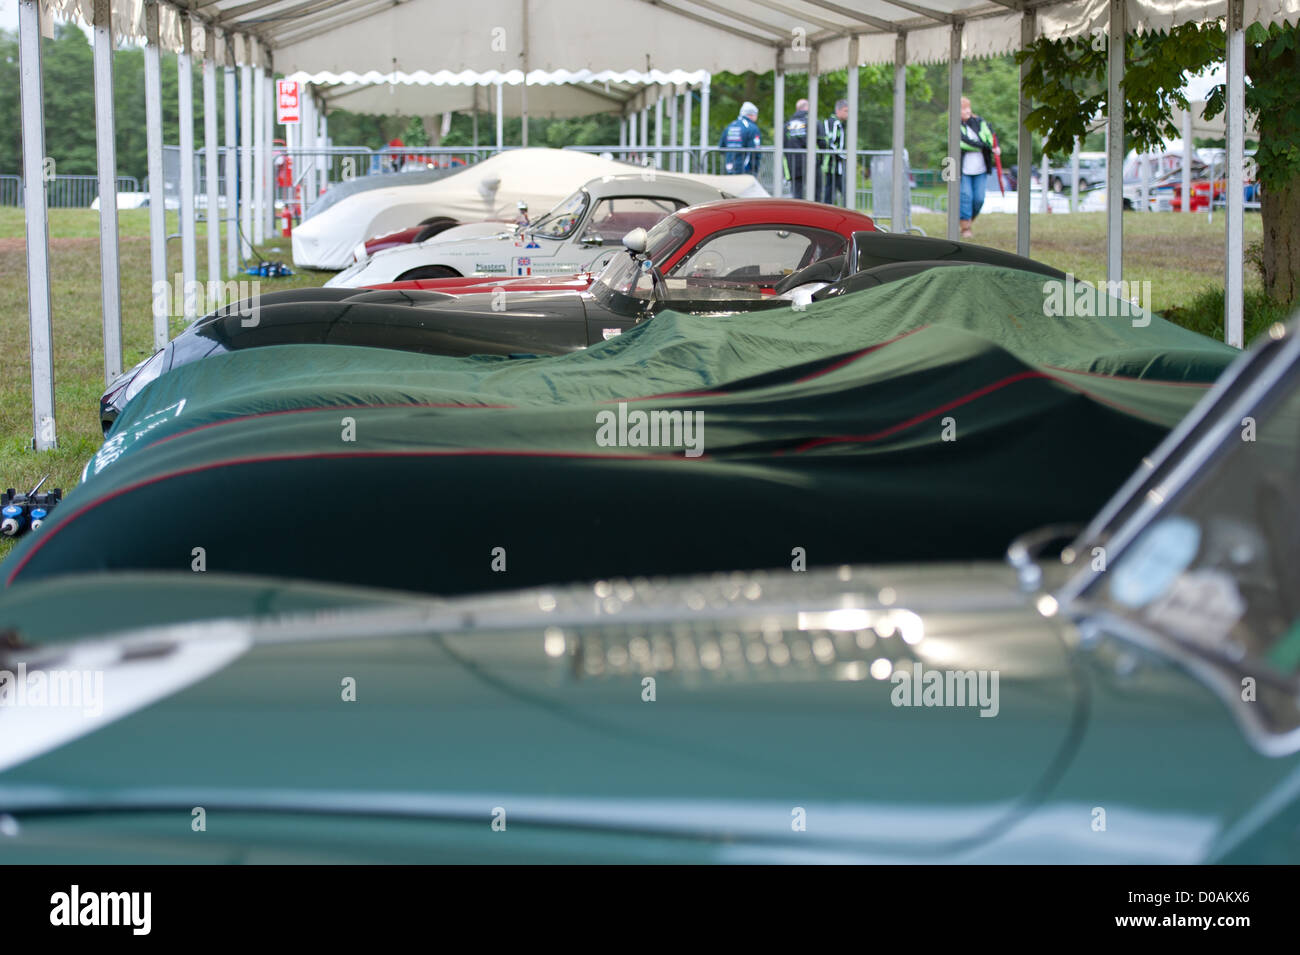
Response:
[0,173,141,208]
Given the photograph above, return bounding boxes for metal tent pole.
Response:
[1017,11,1034,255]
[1225,0,1245,347]
[18,0,55,449]
[892,33,907,231]
[253,62,266,245]
[946,23,963,239]
[145,1,168,348]
[1105,0,1125,289]
[240,43,253,258]
[699,76,710,171]
[93,0,122,384]
[203,26,220,284]
[178,17,198,318]
[773,52,785,198]
[224,38,238,276]
[846,35,859,210]
[805,48,817,201]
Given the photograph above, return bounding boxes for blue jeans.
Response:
[960,172,987,222]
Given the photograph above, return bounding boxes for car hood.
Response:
[0,564,1088,861]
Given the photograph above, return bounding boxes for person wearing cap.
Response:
[719,102,762,177]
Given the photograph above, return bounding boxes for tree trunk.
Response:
[1259,177,1300,307]
[1246,41,1300,307]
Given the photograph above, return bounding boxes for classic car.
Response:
[2,314,1295,862]
[326,173,737,287]
[99,199,882,430]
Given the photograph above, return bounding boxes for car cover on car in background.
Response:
[292,148,769,270]
[5,266,1237,595]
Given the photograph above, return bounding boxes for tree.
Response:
[1018,21,1299,306]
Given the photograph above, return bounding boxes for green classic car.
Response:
[0,318,1296,863]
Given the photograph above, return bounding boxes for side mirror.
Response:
[622,227,648,255]
[580,233,604,247]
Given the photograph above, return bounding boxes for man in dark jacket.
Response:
[817,99,849,205]
[783,98,810,199]
[958,96,1000,238]
[719,102,762,177]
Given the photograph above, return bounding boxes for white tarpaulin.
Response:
[292,147,768,270]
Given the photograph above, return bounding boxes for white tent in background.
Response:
[292,147,767,270]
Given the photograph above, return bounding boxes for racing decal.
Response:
[515,257,532,276]
[602,328,623,340]
[89,399,188,480]
[474,263,508,274]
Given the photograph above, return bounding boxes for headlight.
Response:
[121,349,167,404]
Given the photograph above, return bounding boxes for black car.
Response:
[100,229,1063,432]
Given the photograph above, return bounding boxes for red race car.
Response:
[364,198,879,300]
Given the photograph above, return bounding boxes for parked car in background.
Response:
[100,199,878,430]
[327,173,736,288]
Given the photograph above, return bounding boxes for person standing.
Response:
[817,99,849,205]
[783,98,810,199]
[958,96,1000,239]
[719,102,762,177]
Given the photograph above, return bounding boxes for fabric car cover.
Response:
[3,267,1238,596]
[291,148,769,269]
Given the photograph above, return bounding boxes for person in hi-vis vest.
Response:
[958,96,1000,238]
[817,100,849,205]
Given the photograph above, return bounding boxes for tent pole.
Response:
[204,26,220,285]
[1106,0,1124,290]
[1225,0,1245,347]
[655,92,664,168]
[178,16,198,319]
[495,81,503,153]
[93,0,122,384]
[262,54,274,238]
[700,76,710,172]
[145,2,168,347]
[18,0,55,450]
[253,61,266,245]
[1181,103,1192,215]
[1070,137,1080,213]
[240,41,253,258]
[1017,11,1034,255]
[892,33,906,232]
[846,35,859,211]
[224,39,238,276]
[805,47,817,201]
[946,22,963,240]
[520,0,529,147]
[682,83,692,172]
[669,89,679,172]
[773,50,785,198]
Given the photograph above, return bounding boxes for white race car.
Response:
[325,173,735,289]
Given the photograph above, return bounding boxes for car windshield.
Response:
[1058,326,1300,735]
[592,214,694,295]
[528,189,589,239]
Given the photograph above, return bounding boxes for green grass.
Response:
[0,208,329,560]
[0,205,1282,562]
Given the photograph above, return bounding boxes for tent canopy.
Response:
[42,0,1300,69]
[284,69,712,119]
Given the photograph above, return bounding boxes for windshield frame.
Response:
[526,188,590,240]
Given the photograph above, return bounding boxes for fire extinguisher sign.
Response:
[276,80,300,125]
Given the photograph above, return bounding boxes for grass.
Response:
[0,208,328,561]
[0,205,1279,562]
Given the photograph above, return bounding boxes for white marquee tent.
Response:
[14,0,1300,449]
